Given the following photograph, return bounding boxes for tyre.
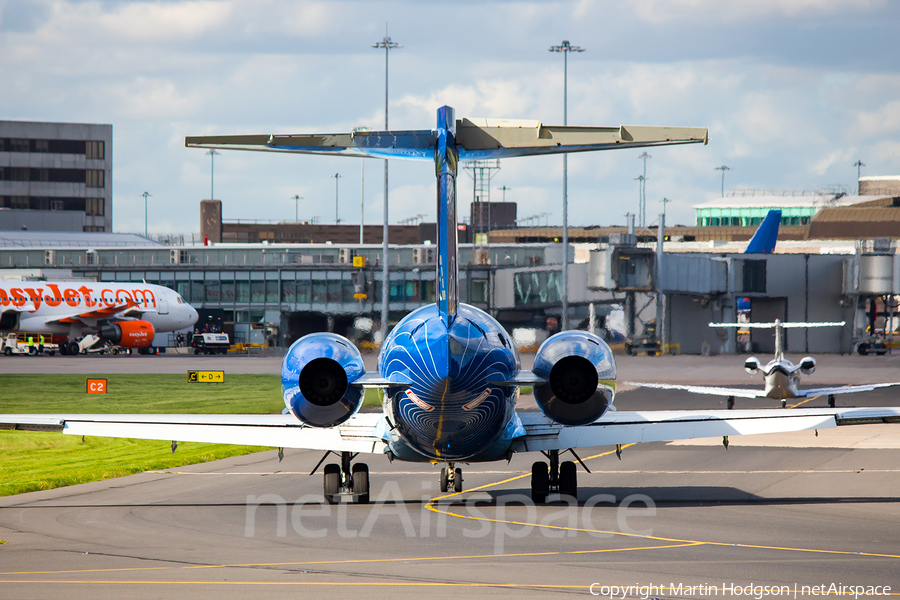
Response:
[4,348,11,357]
[531,461,549,504]
[439,467,449,493]
[68,342,80,356]
[148,346,157,356]
[194,348,200,355]
[559,461,577,499]
[323,463,341,504]
[47,351,55,356]
[110,348,118,355]
[352,463,370,504]
[453,468,463,493]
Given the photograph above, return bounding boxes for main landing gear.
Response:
[439,463,463,493]
[531,449,579,503]
[316,451,369,504]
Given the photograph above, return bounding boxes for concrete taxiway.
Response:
[1,355,900,598]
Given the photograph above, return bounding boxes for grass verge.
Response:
[0,373,381,497]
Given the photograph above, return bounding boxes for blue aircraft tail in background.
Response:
[744,209,781,254]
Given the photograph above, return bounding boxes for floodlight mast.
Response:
[715,164,731,197]
[372,30,401,343]
[549,40,584,331]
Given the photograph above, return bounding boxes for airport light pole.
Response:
[637,152,651,226]
[206,149,219,200]
[660,197,672,222]
[331,173,343,224]
[141,191,151,237]
[549,39,584,331]
[291,195,303,222]
[373,30,401,342]
[853,159,865,194]
[715,165,731,197]
[634,175,645,226]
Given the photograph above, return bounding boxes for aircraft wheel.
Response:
[324,463,341,504]
[453,468,463,493]
[559,461,577,499]
[148,346,157,356]
[531,461,549,504]
[439,467,449,493]
[110,348,118,355]
[352,463,370,504]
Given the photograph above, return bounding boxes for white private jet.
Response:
[627,320,900,409]
[0,281,198,355]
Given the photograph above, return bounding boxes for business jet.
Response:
[2,107,899,504]
[627,320,900,409]
[0,281,198,355]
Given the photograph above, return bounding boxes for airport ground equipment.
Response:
[192,332,230,355]
[1,332,57,356]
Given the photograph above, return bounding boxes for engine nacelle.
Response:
[281,332,365,428]
[531,331,615,426]
[744,356,761,374]
[98,320,154,348]
[798,356,816,375]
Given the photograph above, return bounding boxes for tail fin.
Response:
[435,106,458,327]
[744,210,781,254]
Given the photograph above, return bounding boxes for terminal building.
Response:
[0,120,113,233]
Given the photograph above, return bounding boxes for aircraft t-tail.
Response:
[627,319,900,409]
[3,108,900,504]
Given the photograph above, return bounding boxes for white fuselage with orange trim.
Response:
[0,282,198,336]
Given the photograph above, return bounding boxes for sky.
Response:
[2,0,899,236]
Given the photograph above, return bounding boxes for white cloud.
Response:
[628,0,884,24]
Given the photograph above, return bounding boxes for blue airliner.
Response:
[3,108,899,504]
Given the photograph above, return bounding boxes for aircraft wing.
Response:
[0,413,388,455]
[623,381,765,399]
[797,382,900,397]
[45,300,149,326]
[513,407,900,453]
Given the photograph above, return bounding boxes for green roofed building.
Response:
[694,189,873,227]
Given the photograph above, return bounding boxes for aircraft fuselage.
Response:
[379,303,524,462]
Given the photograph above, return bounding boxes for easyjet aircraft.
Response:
[3,107,899,505]
[0,281,198,354]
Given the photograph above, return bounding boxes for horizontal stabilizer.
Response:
[186,118,708,162]
[709,321,845,329]
[456,119,708,161]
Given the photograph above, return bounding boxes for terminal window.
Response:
[742,260,766,293]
